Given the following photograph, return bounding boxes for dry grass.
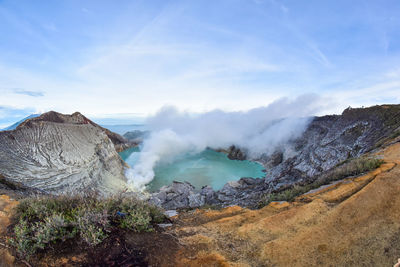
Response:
[259,156,384,207]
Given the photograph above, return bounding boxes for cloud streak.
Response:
[12,88,44,97]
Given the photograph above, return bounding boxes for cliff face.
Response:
[0,111,130,195]
[261,104,400,189]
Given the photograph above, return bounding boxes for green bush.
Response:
[9,195,165,258]
[259,157,384,207]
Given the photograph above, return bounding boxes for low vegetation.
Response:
[373,129,400,149]
[259,157,384,206]
[8,194,165,258]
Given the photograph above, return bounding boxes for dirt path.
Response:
[0,195,18,266]
[172,142,400,266]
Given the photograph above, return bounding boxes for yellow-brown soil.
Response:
[0,195,18,267]
[173,142,400,266]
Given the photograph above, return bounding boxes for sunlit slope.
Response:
[174,142,400,266]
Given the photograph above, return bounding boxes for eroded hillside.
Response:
[0,111,132,195]
[171,140,400,266]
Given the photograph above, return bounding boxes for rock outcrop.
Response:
[149,181,206,209]
[0,111,131,195]
[150,177,267,209]
[226,145,247,160]
[261,105,400,189]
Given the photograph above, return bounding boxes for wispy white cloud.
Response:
[385,67,400,78]
[328,80,400,113]
[12,88,44,97]
[281,20,333,68]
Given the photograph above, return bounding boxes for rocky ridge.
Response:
[0,111,133,195]
[150,105,400,209]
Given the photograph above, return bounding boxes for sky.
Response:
[1,0,400,128]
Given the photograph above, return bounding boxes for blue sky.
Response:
[1,0,400,127]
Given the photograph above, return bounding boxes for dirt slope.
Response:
[173,142,400,266]
[0,195,19,267]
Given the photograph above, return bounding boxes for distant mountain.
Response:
[123,130,150,142]
[100,124,147,135]
[2,114,40,131]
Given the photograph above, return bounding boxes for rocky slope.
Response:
[171,138,400,266]
[0,111,132,195]
[261,104,400,187]
[150,105,400,209]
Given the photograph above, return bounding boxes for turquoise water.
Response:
[120,148,265,192]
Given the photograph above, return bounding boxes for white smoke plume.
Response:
[126,94,326,189]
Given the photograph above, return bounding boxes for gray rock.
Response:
[157,223,173,228]
[163,210,178,217]
[148,196,163,207]
[200,185,216,203]
[150,181,199,210]
[151,190,167,203]
[0,111,130,195]
[220,181,240,195]
[188,193,205,208]
[259,105,400,191]
[227,145,247,160]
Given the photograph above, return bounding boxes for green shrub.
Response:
[120,209,152,231]
[9,195,165,258]
[259,157,384,207]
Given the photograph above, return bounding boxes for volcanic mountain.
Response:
[0,111,133,195]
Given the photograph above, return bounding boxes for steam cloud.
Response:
[126,94,325,189]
